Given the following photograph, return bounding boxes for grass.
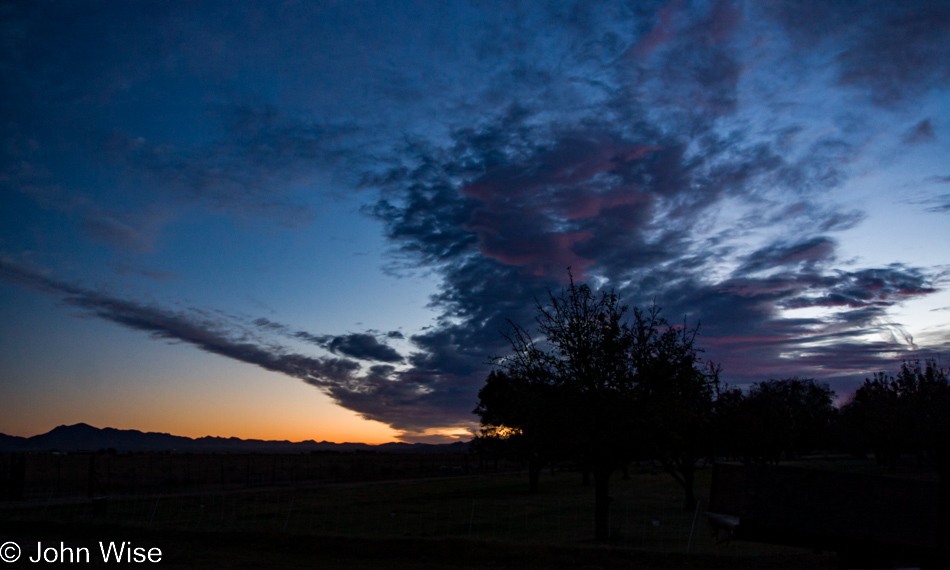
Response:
[1,462,839,568]
[782,454,941,481]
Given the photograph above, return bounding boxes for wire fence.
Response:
[0,474,810,557]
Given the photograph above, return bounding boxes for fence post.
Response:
[149,494,161,526]
[686,499,701,553]
[283,494,295,533]
[468,499,475,538]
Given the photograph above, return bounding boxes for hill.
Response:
[0,423,469,454]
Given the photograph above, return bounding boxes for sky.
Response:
[1,0,948,443]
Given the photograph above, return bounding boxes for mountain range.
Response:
[0,423,470,454]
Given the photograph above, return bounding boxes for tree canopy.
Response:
[473,273,715,540]
[841,359,950,479]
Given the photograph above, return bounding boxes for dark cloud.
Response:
[925,197,950,214]
[736,237,836,275]
[363,81,945,412]
[252,317,289,334]
[371,108,801,285]
[109,263,179,283]
[659,264,936,384]
[769,266,937,311]
[0,260,352,383]
[322,333,404,364]
[904,120,935,145]
[266,324,405,364]
[835,3,950,106]
[917,177,950,214]
[767,1,950,107]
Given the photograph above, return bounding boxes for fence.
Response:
[1,452,495,499]
[0,472,812,557]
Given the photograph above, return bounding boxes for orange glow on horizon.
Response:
[0,362,403,444]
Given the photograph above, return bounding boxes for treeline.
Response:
[839,359,950,479]
[714,359,950,477]
[470,273,950,542]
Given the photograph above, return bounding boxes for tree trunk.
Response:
[938,477,950,568]
[681,462,696,511]
[528,455,543,493]
[682,475,696,512]
[593,466,612,542]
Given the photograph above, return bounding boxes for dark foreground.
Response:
[1,520,835,570]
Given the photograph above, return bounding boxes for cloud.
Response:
[904,119,936,145]
[736,237,836,275]
[0,260,351,382]
[909,177,950,213]
[320,333,404,364]
[365,95,945,406]
[767,1,950,107]
[251,318,405,363]
[649,262,937,387]
[924,197,950,214]
[109,263,179,283]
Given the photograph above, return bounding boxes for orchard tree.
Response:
[473,369,569,491]
[844,359,950,478]
[896,359,950,480]
[474,272,714,538]
[746,378,837,460]
[841,372,904,469]
[631,306,719,511]
[475,273,634,541]
[714,377,836,465]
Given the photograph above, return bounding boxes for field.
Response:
[2,451,481,498]
[0,458,839,569]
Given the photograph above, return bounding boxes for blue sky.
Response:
[1,0,948,442]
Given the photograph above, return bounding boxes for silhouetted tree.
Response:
[475,273,714,536]
[745,377,837,461]
[712,377,836,466]
[846,360,950,478]
[896,360,950,480]
[473,369,568,491]
[631,307,718,511]
[710,384,749,461]
[475,273,635,541]
[841,373,903,468]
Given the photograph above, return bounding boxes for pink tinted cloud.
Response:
[625,0,685,60]
[463,138,656,204]
[467,213,594,277]
[624,0,740,61]
[458,137,658,277]
[554,186,652,220]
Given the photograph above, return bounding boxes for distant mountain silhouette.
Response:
[0,423,470,454]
